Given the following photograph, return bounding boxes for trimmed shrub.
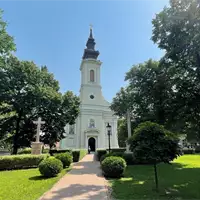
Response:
[100,152,124,163]
[72,149,87,162]
[0,154,48,170]
[195,146,200,153]
[18,148,31,154]
[49,149,72,156]
[96,149,107,161]
[54,152,72,168]
[42,149,50,154]
[110,148,126,153]
[39,157,63,177]
[72,150,80,162]
[182,148,195,154]
[101,156,126,178]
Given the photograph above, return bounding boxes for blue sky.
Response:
[1,0,168,102]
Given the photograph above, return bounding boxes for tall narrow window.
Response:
[90,70,94,82]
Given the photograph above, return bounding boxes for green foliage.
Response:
[0,168,68,200]
[73,149,87,162]
[100,152,124,163]
[18,148,32,154]
[96,149,107,161]
[110,148,126,153]
[195,146,200,153]
[182,148,195,154]
[72,150,80,162]
[49,149,72,156]
[54,152,72,168]
[79,149,87,161]
[101,156,127,178]
[110,155,200,200]
[151,0,200,141]
[0,154,48,170]
[0,9,16,56]
[0,56,80,154]
[38,157,63,178]
[128,122,181,164]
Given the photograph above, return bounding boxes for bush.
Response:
[182,148,195,154]
[110,148,126,153]
[18,148,31,154]
[54,152,72,168]
[39,157,63,177]
[72,149,87,162]
[49,149,72,156]
[101,156,126,178]
[100,152,124,163]
[72,150,80,162]
[0,154,48,170]
[195,146,200,153]
[96,149,107,161]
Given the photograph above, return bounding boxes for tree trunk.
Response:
[154,163,159,192]
[12,110,22,155]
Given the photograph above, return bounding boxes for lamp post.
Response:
[106,123,112,153]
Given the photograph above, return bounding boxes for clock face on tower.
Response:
[90,94,95,99]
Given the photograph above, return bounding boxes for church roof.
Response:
[82,27,100,60]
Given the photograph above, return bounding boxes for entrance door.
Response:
[88,137,96,151]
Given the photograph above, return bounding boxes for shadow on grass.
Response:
[29,167,71,181]
[111,162,200,200]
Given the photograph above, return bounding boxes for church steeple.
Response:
[82,26,100,60]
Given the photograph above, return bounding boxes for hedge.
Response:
[18,148,49,154]
[182,148,195,154]
[0,154,48,170]
[72,149,87,162]
[195,146,200,153]
[49,149,72,156]
[96,149,107,161]
[110,148,126,153]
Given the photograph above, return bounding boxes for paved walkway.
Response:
[40,154,109,200]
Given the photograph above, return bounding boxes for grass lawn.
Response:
[0,167,71,200]
[110,154,200,200]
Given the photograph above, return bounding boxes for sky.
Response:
[0,0,168,102]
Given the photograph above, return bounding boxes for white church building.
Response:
[59,28,119,151]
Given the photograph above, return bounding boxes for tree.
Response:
[111,87,135,148]
[152,0,200,142]
[128,121,181,192]
[0,56,80,153]
[0,9,16,56]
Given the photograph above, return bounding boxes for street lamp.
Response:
[106,123,112,152]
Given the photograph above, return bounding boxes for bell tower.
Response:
[80,27,103,104]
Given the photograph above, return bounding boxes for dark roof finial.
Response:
[82,25,100,60]
[89,24,93,38]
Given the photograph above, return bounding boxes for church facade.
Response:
[59,28,119,151]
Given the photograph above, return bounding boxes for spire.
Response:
[82,25,99,60]
[89,24,93,38]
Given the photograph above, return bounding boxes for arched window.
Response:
[89,119,95,128]
[90,70,94,82]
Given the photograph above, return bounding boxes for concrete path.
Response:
[40,154,109,200]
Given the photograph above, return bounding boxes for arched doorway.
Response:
[88,137,96,152]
